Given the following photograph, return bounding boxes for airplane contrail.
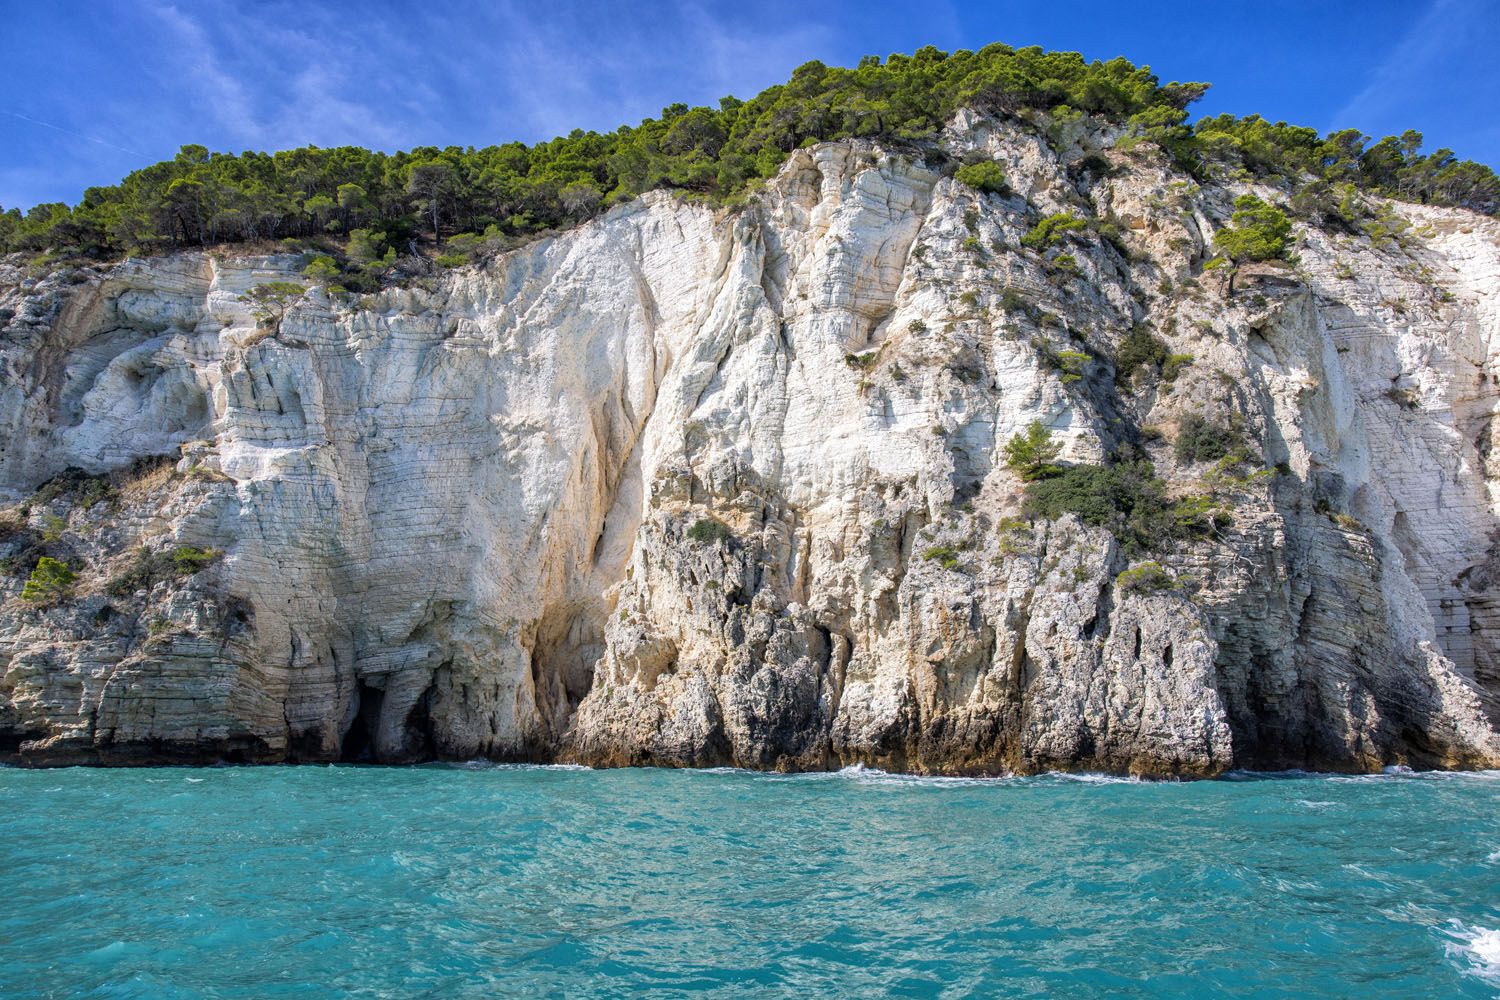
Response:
[2,110,143,157]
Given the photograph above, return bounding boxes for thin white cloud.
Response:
[0,110,143,157]
[1329,0,1476,136]
[146,1,266,145]
[677,0,837,99]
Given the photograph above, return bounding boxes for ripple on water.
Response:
[0,765,1495,999]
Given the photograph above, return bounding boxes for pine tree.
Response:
[1004,420,1063,481]
[21,557,77,605]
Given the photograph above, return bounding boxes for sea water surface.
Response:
[1,764,1498,999]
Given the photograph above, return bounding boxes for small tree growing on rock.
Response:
[687,517,733,545]
[22,556,77,605]
[1004,420,1063,481]
[1212,194,1293,263]
[955,160,1009,196]
[240,281,306,337]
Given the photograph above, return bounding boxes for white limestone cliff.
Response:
[2,121,1497,775]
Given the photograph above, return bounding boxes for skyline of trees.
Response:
[1,42,1495,263]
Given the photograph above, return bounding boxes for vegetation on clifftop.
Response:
[1,42,1495,267]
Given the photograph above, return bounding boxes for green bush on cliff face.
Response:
[1021,213,1088,251]
[1173,413,1249,464]
[1003,420,1063,482]
[106,545,221,597]
[1115,325,1169,384]
[21,557,77,605]
[1116,561,1175,594]
[240,282,306,331]
[954,160,1010,196]
[1212,195,1293,263]
[923,545,963,570]
[1022,461,1216,555]
[687,518,732,546]
[1192,118,1498,215]
[30,467,116,511]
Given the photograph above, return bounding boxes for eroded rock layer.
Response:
[3,121,1499,775]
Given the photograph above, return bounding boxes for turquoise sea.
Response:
[1,764,1497,999]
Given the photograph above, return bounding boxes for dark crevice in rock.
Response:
[340,679,384,763]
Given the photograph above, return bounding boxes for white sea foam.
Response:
[1445,923,1500,984]
[821,764,1150,788]
[1047,771,1146,784]
[1327,768,1500,784]
[444,760,593,772]
[833,764,1016,787]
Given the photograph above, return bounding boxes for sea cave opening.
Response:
[340,680,385,763]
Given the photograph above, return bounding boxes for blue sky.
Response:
[2,0,1497,210]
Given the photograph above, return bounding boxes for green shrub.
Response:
[687,518,732,545]
[998,289,1032,314]
[1212,194,1292,262]
[1169,493,1231,535]
[923,545,963,570]
[954,160,1009,195]
[1362,205,1409,248]
[1021,212,1088,251]
[21,557,77,605]
[0,518,44,577]
[1094,217,1135,260]
[1116,561,1175,594]
[171,546,220,574]
[1054,349,1090,383]
[1022,460,1213,554]
[106,545,221,597]
[1003,420,1063,482]
[1048,253,1079,276]
[1161,353,1194,382]
[1115,325,1169,384]
[39,514,67,543]
[31,467,116,510]
[240,281,307,328]
[996,516,1033,556]
[1173,413,1248,464]
[301,255,340,282]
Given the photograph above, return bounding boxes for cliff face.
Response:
[3,116,1499,775]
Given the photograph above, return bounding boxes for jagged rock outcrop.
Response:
[3,115,1498,775]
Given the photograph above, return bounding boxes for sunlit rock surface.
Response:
[2,124,1498,775]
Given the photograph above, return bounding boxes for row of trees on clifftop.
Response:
[1,43,1495,263]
